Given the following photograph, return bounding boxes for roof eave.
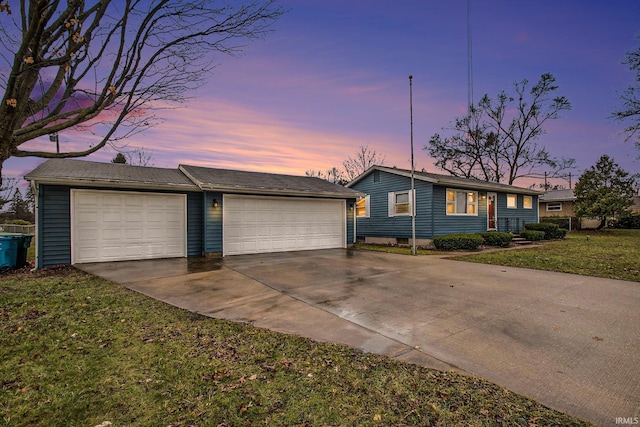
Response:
[436,179,543,195]
[25,176,201,192]
[346,165,438,187]
[199,183,362,198]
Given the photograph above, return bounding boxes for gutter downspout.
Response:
[30,180,39,271]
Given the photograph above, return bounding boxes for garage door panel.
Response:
[72,190,186,263]
[223,196,344,256]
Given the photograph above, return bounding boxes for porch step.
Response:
[511,236,533,245]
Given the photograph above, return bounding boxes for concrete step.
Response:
[511,236,533,245]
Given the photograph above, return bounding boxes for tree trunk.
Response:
[0,148,10,187]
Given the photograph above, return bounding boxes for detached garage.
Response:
[26,159,360,268]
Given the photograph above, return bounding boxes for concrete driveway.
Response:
[79,249,640,426]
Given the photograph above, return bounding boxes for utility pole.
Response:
[409,75,416,256]
[49,132,59,153]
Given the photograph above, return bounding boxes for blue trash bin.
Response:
[0,235,20,269]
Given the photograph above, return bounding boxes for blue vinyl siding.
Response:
[186,192,204,256]
[351,171,435,239]
[432,186,488,236]
[496,193,539,232]
[204,191,223,253]
[352,171,540,239]
[39,185,71,268]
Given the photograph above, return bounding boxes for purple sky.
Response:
[7,0,640,189]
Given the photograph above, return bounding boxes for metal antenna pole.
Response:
[467,0,474,110]
[409,75,416,256]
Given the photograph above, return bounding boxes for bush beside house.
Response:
[520,230,546,241]
[609,214,640,229]
[524,222,567,239]
[433,234,484,251]
[479,232,513,247]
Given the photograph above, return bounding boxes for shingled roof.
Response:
[25,159,199,191]
[25,159,362,198]
[347,165,542,195]
[179,164,361,198]
[539,189,576,202]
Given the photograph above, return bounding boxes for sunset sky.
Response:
[6,0,640,190]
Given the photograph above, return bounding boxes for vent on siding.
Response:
[373,170,380,182]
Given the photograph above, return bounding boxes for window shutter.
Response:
[388,192,395,217]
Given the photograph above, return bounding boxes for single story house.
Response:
[346,166,541,246]
[25,159,361,268]
[539,188,639,229]
[538,189,576,218]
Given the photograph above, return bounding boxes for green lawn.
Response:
[455,229,640,282]
[0,268,590,426]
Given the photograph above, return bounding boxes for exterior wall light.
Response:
[212,198,218,208]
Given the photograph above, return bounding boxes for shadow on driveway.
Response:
[79,248,640,426]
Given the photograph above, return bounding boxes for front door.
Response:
[487,192,497,230]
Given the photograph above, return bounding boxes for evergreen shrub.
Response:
[520,230,545,241]
[433,233,484,251]
[479,232,513,247]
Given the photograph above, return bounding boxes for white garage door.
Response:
[71,189,186,263]
[223,195,345,256]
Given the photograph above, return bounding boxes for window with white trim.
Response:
[446,189,478,215]
[523,195,533,209]
[356,195,370,218]
[388,190,414,217]
[546,203,562,212]
[507,194,517,209]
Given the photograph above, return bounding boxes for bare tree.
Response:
[342,144,386,181]
[0,0,284,182]
[0,176,17,211]
[126,146,154,166]
[425,73,574,185]
[613,36,640,153]
[305,167,346,185]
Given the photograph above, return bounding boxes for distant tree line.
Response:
[0,178,34,223]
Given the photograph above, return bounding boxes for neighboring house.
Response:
[346,166,540,246]
[537,188,631,229]
[538,189,576,218]
[25,159,361,268]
